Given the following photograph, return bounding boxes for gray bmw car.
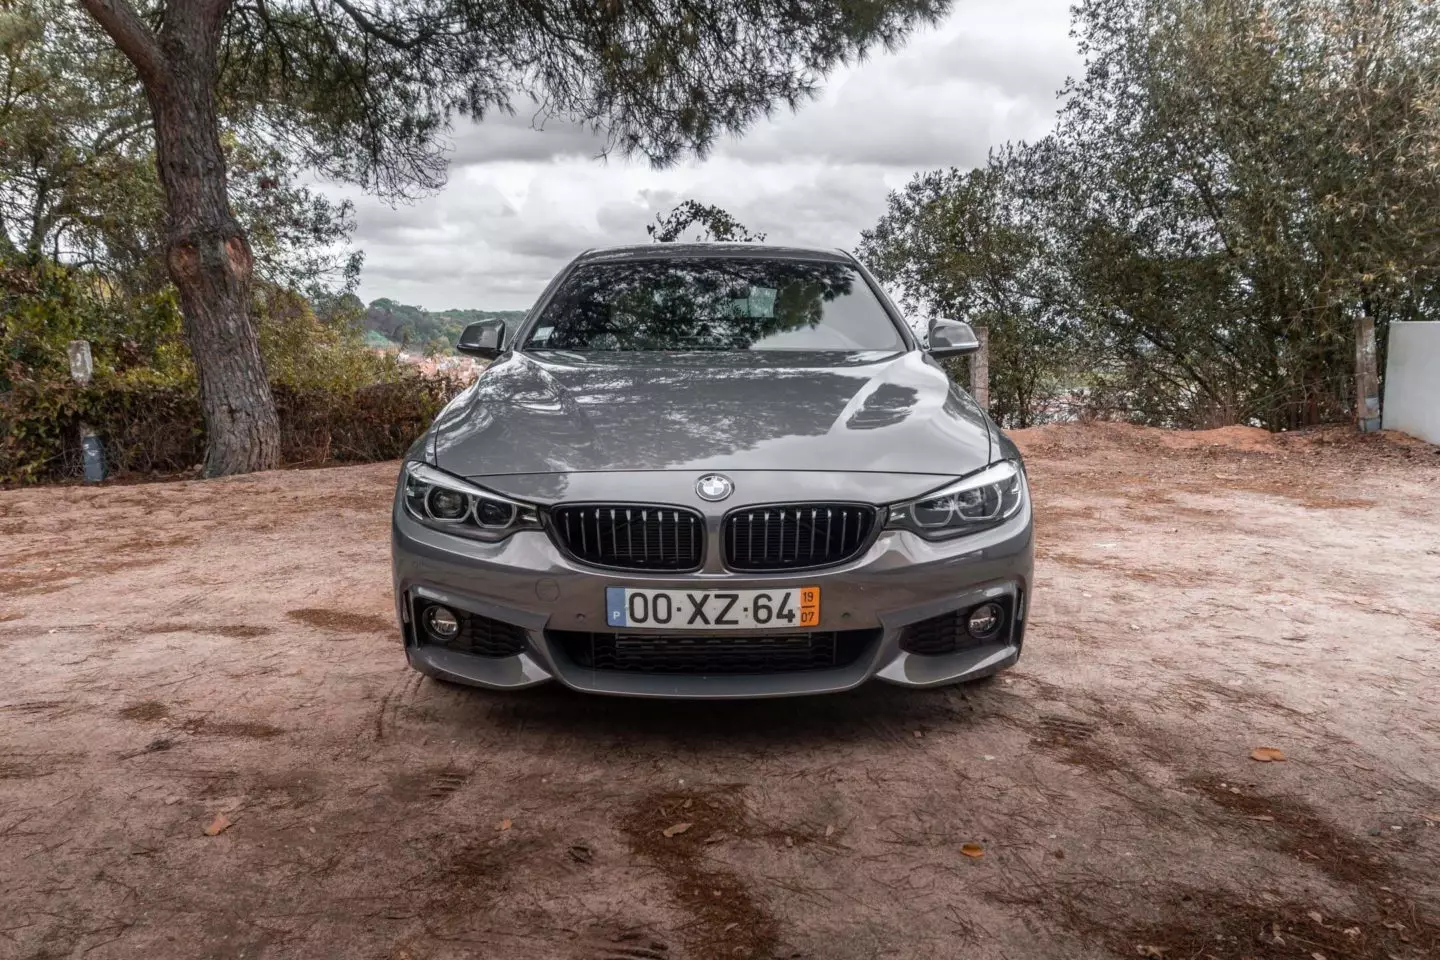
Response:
[391,243,1033,698]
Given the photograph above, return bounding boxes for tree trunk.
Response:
[144,42,280,476]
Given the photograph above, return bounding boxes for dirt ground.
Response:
[2,422,1438,960]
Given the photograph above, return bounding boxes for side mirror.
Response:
[927,319,981,358]
[457,320,505,359]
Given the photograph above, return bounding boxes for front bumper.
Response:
[391,487,1033,700]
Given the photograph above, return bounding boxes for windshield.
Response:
[523,257,905,352]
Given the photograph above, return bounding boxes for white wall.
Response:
[1383,321,1440,444]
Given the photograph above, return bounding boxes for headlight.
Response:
[887,460,1027,540]
[401,462,541,542]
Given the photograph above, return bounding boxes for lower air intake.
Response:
[550,629,877,674]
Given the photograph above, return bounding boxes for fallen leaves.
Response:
[662,822,692,838]
[1251,746,1288,762]
[202,813,232,836]
[824,825,835,838]
[1135,946,1168,958]
[496,818,512,831]
[960,843,985,858]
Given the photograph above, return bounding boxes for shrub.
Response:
[2,261,462,484]
[0,373,459,484]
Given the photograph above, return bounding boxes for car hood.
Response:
[431,350,992,478]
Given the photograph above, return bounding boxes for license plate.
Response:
[606,586,820,630]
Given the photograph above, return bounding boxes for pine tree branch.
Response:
[78,0,167,87]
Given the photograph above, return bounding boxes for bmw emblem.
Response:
[696,474,734,502]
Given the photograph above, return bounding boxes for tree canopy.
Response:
[648,200,767,243]
[862,0,1440,429]
[68,0,948,475]
[0,0,358,291]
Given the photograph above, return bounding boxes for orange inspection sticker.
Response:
[798,586,821,626]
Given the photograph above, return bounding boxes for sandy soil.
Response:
[2,423,1438,960]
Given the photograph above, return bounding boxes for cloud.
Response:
[445,108,610,166]
[336,0,1082,310]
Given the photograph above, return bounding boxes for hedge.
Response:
[0,374,459,485]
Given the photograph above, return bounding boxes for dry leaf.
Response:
[913,730,924,738]
[1308,912,1325,925]
[824,825,835,838]
[497,818,512,831]
[662,822,692,838]
[960,843,985,858]
[1251,747,1287,762]
[1136,946,1168,958]
[202,813,232,836]
[1249,814,1277,822]
[682,799,693,809]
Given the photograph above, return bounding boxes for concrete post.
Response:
[1355,315,1381,433]
[67,340,105,483]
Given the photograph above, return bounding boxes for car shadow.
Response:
[420,676,1014,752]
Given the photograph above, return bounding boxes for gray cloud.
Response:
[340,0,1081,310]
[446,108,610,166]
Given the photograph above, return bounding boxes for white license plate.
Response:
[605,586,820,630]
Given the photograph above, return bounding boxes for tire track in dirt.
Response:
[619,788,782,960]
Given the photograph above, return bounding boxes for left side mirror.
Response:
[457,320,505,359]
[927,319,981,358]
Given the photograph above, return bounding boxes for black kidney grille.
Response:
[550,629,876,674]
[723,504,876,571]
[550,505,703,570]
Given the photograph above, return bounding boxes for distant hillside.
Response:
[362,299,528,355]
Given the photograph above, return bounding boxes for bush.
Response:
[0,373,459,484]
[1,261,463,485]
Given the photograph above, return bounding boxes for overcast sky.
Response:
[333,0,1081,311]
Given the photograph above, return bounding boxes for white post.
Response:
[67,340,105,482]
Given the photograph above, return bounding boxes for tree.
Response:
[860,145,1078,427]
[1,1,357,293]
[1054,0,1440,427]
[866,0,1440,430]
[74,0,946,476]
[648,200,767,243]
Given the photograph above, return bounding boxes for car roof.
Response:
[573,242,854,265]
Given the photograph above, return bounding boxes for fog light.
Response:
[425,605,460,640]
[966,603,1004,639]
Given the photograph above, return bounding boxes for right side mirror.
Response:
[456,320,505,359]
[927,319,981,358]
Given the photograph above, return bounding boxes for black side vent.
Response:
[550,505,704,571]
[415,602,527,658]
[723,504,876,572]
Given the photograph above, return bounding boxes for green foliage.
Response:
[0,260,187,390]
[362,299,527,355]
[863,0,1440,429]
[0,375,456,484]
[860,151,1079,427]
[0,260,454,483]
[648,201,767,243]
[0,0,359,291]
